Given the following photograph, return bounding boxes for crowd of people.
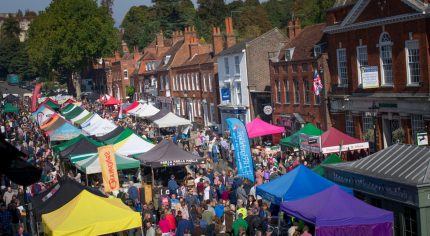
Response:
[0,96,323,236]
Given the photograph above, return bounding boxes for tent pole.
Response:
[86,174,88,186]
[278,197,283,235]
[151,167,155,187]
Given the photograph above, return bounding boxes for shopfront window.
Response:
[345,111,355,137]
[411,114,424,144]
[404,207,417,236]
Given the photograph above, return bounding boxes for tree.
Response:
[0,17,21,77]
[152,0,195,36]
[236,0,272,40]
[121,6,160,50]
[263,0,293,29]
[27,0,118,97]
[100,0,114,17]
[196,0,227,41]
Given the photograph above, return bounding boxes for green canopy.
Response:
[104,128,134,145]
[44,100,60,110]
[53,134,102,153]
[62,106,84,120]
[75,153,140,174]
[61,104,76,113]
[74,112,94,125]
[312,154,343,176]
[69,153,97,164]
[280,123,323,147]
[3,103,19,113]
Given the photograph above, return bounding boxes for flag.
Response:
[227,118,254,182]
[313,70,323,96]
[98,145,119,192]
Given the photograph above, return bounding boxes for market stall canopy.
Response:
[126,103,144,115]
[3,103,19,113]
[93,126,124,142]
[56,135,103,159]
[313,154,343,176]
[47,122,85,141]
[103,128,135,145]
[148,110,191,128]
[246,118,285,138]
[123,101,140,113]
[256,164,352,205]
[103,96,122,106]
[32,105,56,125]
[81,114,117,136]
[60,103,76,114]
[32,177,106,217]
[61,98,76,106]
[40,115,67,132]
[281,186,393,236]
[3,94,19,103]
[70,110,90,123]
[134,140,204,168]
[133,103,160,118]
[72,111,93,125]
[280,123,323,147]
[114,134,155,156]
[61,106,84,120]
[42,190,141,236]
[300,127,369,154]
[75,153,140,174]
[41,98,60,110]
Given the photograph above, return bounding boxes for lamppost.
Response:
[369,101,379,152]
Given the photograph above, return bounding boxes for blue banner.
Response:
[221,87,231,101]
[226,118,254,182]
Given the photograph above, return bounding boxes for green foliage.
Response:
[27,0,118,77]
[152,0,195,36]
[196,0,228,41]
[126,86,135,97]
[236,0,272,40]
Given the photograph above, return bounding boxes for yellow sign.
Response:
[98,145,120,192]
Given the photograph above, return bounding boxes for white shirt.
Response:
[204,186,210,200]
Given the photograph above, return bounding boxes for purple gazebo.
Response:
[281,186,393,236]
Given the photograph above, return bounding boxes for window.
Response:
[234,56,240,74]
[234,81,242,105]
[195,73,200,90]
[293,78,300,104]
[173,75,177,91]
[285,79,290,104]
[336,48,348,86]
[165,76,170,90]
[276,80,281,103]
[179,74,183,91]
[379,32,393,85]
[302,63,308,72]
[224,57,230,75]
[160,76,164,91]
[208,74,213,92]
[210,103,215,123]
[406,40,420,85]
[203,74,207,91]
[411,114,424,144]
[303,78,310,104]
[362,113,374,140]
[191,73,195,90]
[404,207,417,236]
[187,74,191,91]
[314,45,322,58]
[314,94,320,105]
[356,46,368,86]
[345,111,355,137]
[123,69,128,79]
[292,64,298,73]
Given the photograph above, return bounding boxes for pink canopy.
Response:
[246,118,285,138]
[301,127,369,154]
[123,101,139,113]
[103,97,121,106]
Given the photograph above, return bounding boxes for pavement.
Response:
[0,81,32,97]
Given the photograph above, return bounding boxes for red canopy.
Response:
[123,101,139,113]
[301,127,369,154]
[246,118,285,138]
[103,97,122,106]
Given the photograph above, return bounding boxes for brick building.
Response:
[269,21,332,135]
[218,28,286,132]
[325,0,430,151]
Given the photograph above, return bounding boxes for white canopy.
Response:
[153,112,192,128]
[70,110,90,123]
[127,103,144,115]
[113,134,155,156]
[135,103,160,118]
[81,114,117,136]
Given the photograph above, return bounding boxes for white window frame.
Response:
[234,56,240,75]
[195,73,200,90]
[336,48,348,87]
[411,114,424,144]
[187,74,191,91]
[224,57,230,75]
[179,74,183,91]
[208,74,213,92]
[293,79,300,104]
[191,73,195,90]
[405,40,420,86]
[285,79,290,104]
[378,32,393,86]
[203,74,207,92]
[345,111,355,137]
[356,45,368,86]
[173,75,177,91]
[303,78,310,105]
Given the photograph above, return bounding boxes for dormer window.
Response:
[285,48,294,61]
[164,55,171,64]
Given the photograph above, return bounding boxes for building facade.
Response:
[218,28,287,132]
[0,13,33,42]
[269,21,332,135]
[325,0,430,150]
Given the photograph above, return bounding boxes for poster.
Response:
[361,66,379,89]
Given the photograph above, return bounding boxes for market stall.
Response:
[81,114,117,136]
[47,122,85,141]
[2,103,19,113]
[280,123,323,148]
[123,101,140,113]
[281,185,393,236]
[148,110,191,128]
[53,135,103,160]
[246,118,285,138]
[103,96,122,106]
[40,98,60,110]
[300,127,369,154]
[112,132,155,156]
[256,164,352,205]
[132,103,160,118]
[42,190,141,236]
[31,105,55,125]
[312,154,343,176]
[74,153,140,174]
[93,126,124,142]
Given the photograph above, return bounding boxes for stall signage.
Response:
[417,132,429,146]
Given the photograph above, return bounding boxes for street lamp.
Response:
[369,101,379,152]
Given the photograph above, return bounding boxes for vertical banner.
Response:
[226,118,254,182]
[31,83,42,112]
[98,145,120,192]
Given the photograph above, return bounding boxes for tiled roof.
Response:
[218,39,253,56]
[279,23,326,61]
[158,39,184,71]
[181,53,214,67]
[147,38,173,48]
[323,144,430,186]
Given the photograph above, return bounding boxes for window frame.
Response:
[356,45,368,87]
[285,79,290,104]
[276,80,281,103]
[336,48,348,87]
[224,57,230,75]
[293,78,300,104]
[405,40,420,86]
[303,77,310,105]
[234,55,240,75]
[378,32,394,86]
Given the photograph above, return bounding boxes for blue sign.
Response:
[226,118,254,182]
[221,87,231,101]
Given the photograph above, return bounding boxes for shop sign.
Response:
[417,132,429,146]
[221,87,231,101]
[361,66,379,89]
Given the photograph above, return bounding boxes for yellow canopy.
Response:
[42,190,141,236]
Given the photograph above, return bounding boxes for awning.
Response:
[75,153,140,174]
[246,118,285,138]
[47,122,85,141]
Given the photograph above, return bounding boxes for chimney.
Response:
[212,27,223,55]
[294,18,302,37]
[121,40,129,53]
[287,20,295,39]
[189,36,199,57]
[156,31,165,47]
[115,51,121,60]
[225,17,236,48]
[184,26,197,44]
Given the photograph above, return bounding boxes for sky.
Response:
[1,0,153,27]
